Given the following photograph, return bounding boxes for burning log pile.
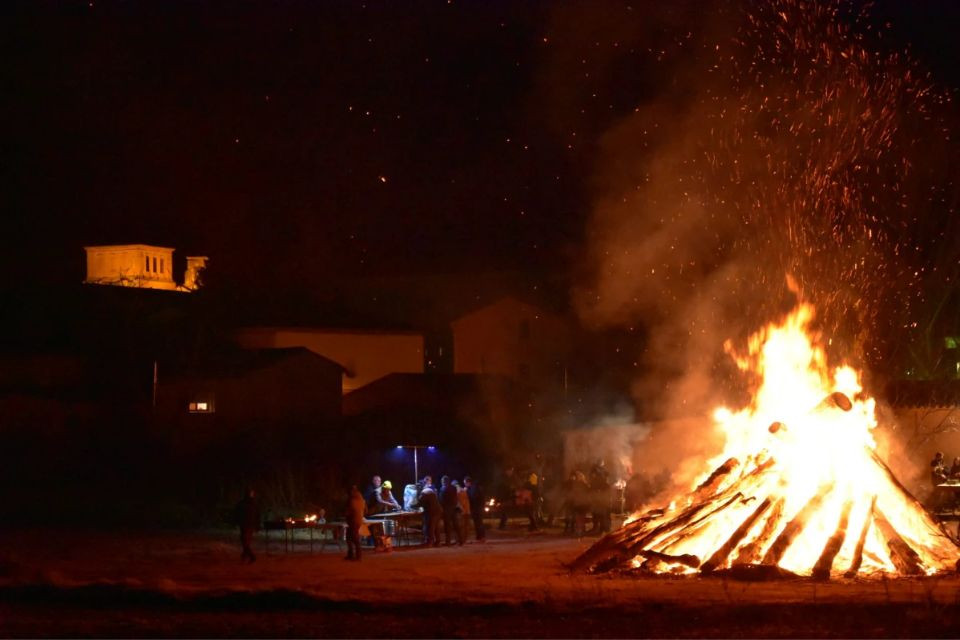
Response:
[574,305,960,579]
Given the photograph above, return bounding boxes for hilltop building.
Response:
[83,244,207,292]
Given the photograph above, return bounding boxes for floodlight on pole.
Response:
[396,444,435,486]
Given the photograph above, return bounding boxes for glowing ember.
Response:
[577,304,960,578]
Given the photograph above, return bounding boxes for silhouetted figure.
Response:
[523,472,541,531]
[497,466,518,529]
[930,452,949,510]
[365,475,384,514]
[624,473,649,514]
[234,488,261,563]
[440,475,464,545]
[345,485,366,561]
[464,476,486,542]
[419,482,443,546]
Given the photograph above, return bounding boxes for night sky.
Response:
[4,0,960,295]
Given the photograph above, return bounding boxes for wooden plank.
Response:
[811,499,853,580]
[873,507,925,576]
[701,496,773,572]
[733,497,785,565]
[762,483,834,566]
[843,495,876,578]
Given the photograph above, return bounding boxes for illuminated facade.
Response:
[450,297,570,387]
[83,244,207,292]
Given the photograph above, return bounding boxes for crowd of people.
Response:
[233,458,660,563]
[930,451,960,486]
[350,473,487,555]
[930,452,960,512]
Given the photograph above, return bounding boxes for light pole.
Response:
[395,444,435,486]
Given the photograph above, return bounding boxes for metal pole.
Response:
[413,447,419,486]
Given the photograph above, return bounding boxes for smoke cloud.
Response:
[550,0,960,488]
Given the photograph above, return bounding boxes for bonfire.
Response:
[574,304,960,579]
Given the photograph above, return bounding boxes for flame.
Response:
[627,303,959,577]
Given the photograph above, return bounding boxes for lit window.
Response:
[188,399,214,413]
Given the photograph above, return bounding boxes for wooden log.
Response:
[701,496,773,572]
[811,499,853,580]
[572,455,774,573]
[693,457,740,499]
[868,448,953,536]
[843,495,876,578]
[636,549,701,569]
[762,482,835,566]
[873,507,925,576]
[569,502,704,573]
[818,391,852,412]
[625,492,744,559]
[733,497,786,565]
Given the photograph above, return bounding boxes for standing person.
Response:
[419,480,442,546]
[455,480,471,542]
[234,488,261,564]
[365,475,384,514]
[570,471,591,537]
[932,453,948,486]
[440,475,464,545]
[464,476,486,542]
[345,485,366,561]
[497,466,517,530]
[379,480,401,512]
[523,472,541,532]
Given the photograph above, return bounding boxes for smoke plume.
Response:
[560,0,959,487]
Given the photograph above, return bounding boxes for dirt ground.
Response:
[3,524,960,638]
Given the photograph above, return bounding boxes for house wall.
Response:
[235,328,424,393]
[156,353,342,447]
[451,298,569,388]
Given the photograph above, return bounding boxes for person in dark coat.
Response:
[932,453,948,486]
[234,488,261,563]
[365,475,384,514]
[345,485,366,561]
[439,475,463,545]
[497,466,517,529]
[464,476,486,542]
[419,483,443,546]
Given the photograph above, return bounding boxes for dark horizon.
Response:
[5,0,960,295]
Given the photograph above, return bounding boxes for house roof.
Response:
[886,380,960,408]
[165,347,345,379]
[450,295,559,327]
[237,326,423,337]
[342,372,520,416]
